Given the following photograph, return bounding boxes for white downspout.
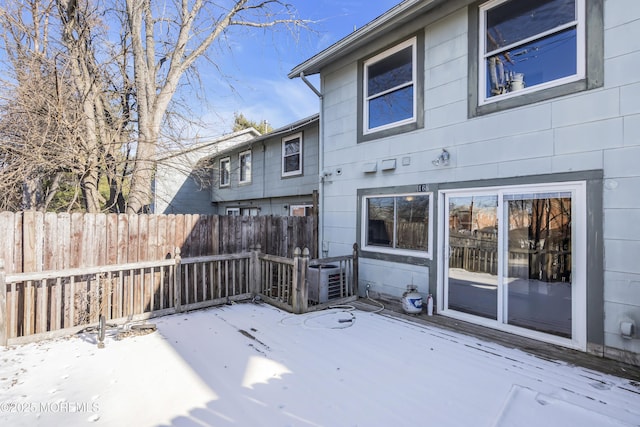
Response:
[299,72,326,258]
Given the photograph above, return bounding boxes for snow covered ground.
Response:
[1,302,639,426]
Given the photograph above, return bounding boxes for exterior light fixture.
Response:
[432,149,450,166]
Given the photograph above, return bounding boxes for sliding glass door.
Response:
[442,183,585,346]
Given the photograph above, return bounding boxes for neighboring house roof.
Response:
[288,0,451,78]
[155,127,261,162]
[205,113,320,160]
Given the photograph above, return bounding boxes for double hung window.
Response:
[364,38,417,134]
[282,133,302,177]
[239,150,251,184]
[219,157,230,187]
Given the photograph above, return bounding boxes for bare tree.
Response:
[0,0,307,213]
[0,0,131,212]
[124,0,307,213]
[0,1,85,211]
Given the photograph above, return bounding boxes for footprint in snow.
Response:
[590,381,612,390]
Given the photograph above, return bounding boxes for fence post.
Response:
[352,243,359,297]
[0,260,6,346]
[250,244,262,296]
[292,247,301,314]
[174,248,182,313]
[300,248,309,313]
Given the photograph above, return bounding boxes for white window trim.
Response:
[478,0,586,106]
[282,133,303,177]
[239,150,252,184]
[437,181,587,350]
[361,192,433,259]
[363,37,418,135]
[226,207,240,216]
[219,157,230,188]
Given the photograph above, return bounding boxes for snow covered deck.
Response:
[1,302,639,426]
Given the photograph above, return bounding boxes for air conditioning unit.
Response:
[307,264,344,303]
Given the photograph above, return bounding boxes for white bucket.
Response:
[510,73,525,91]
[401,285,423,314]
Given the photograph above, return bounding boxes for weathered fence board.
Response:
[1,242,356,344]
[0,213,315,275]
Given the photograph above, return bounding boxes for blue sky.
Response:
[193,0,401,138]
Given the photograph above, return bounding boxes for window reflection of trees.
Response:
[367,195,429,251]
[508,197,572,283]
[366,45,414,129]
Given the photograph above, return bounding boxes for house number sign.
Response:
[416,184,428,192]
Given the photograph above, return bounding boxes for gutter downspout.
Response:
[299,72,326,258]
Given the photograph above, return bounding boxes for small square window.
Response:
[364,38,417,134]
[239,150,251,184]
[219,157,230,187]
[479,0,585,104]
[282,133,302,177]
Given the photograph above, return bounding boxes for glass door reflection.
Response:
[447,195,499,320]
[505,193,573,338]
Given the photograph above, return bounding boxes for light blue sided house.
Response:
[208,115,319,216]
[289,0,640,364]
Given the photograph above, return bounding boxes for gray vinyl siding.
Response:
[315,1,640,359]
[153,130,258,214]
[211,122,319,213]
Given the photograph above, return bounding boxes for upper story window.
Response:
[479,0,585,105]
[282,133,302,177]
[239,150,252,184]
[362,192,432,258]
[364,37,417,134]
[219,157,230,188]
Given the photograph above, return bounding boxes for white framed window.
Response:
[479,0,585,105]
[239,150,252,184]
[362,192,432,258]
[363,37,417,134]
[227,207,258,216]
[219,157,230,187]
[282,133,302,177]
[290,204,313,216]
[241,207,259,216]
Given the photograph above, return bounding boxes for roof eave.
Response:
[202,114,320,161]
[288,0,442,78]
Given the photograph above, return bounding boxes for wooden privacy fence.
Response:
[0,244,358,346]
[0,212,316,274]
